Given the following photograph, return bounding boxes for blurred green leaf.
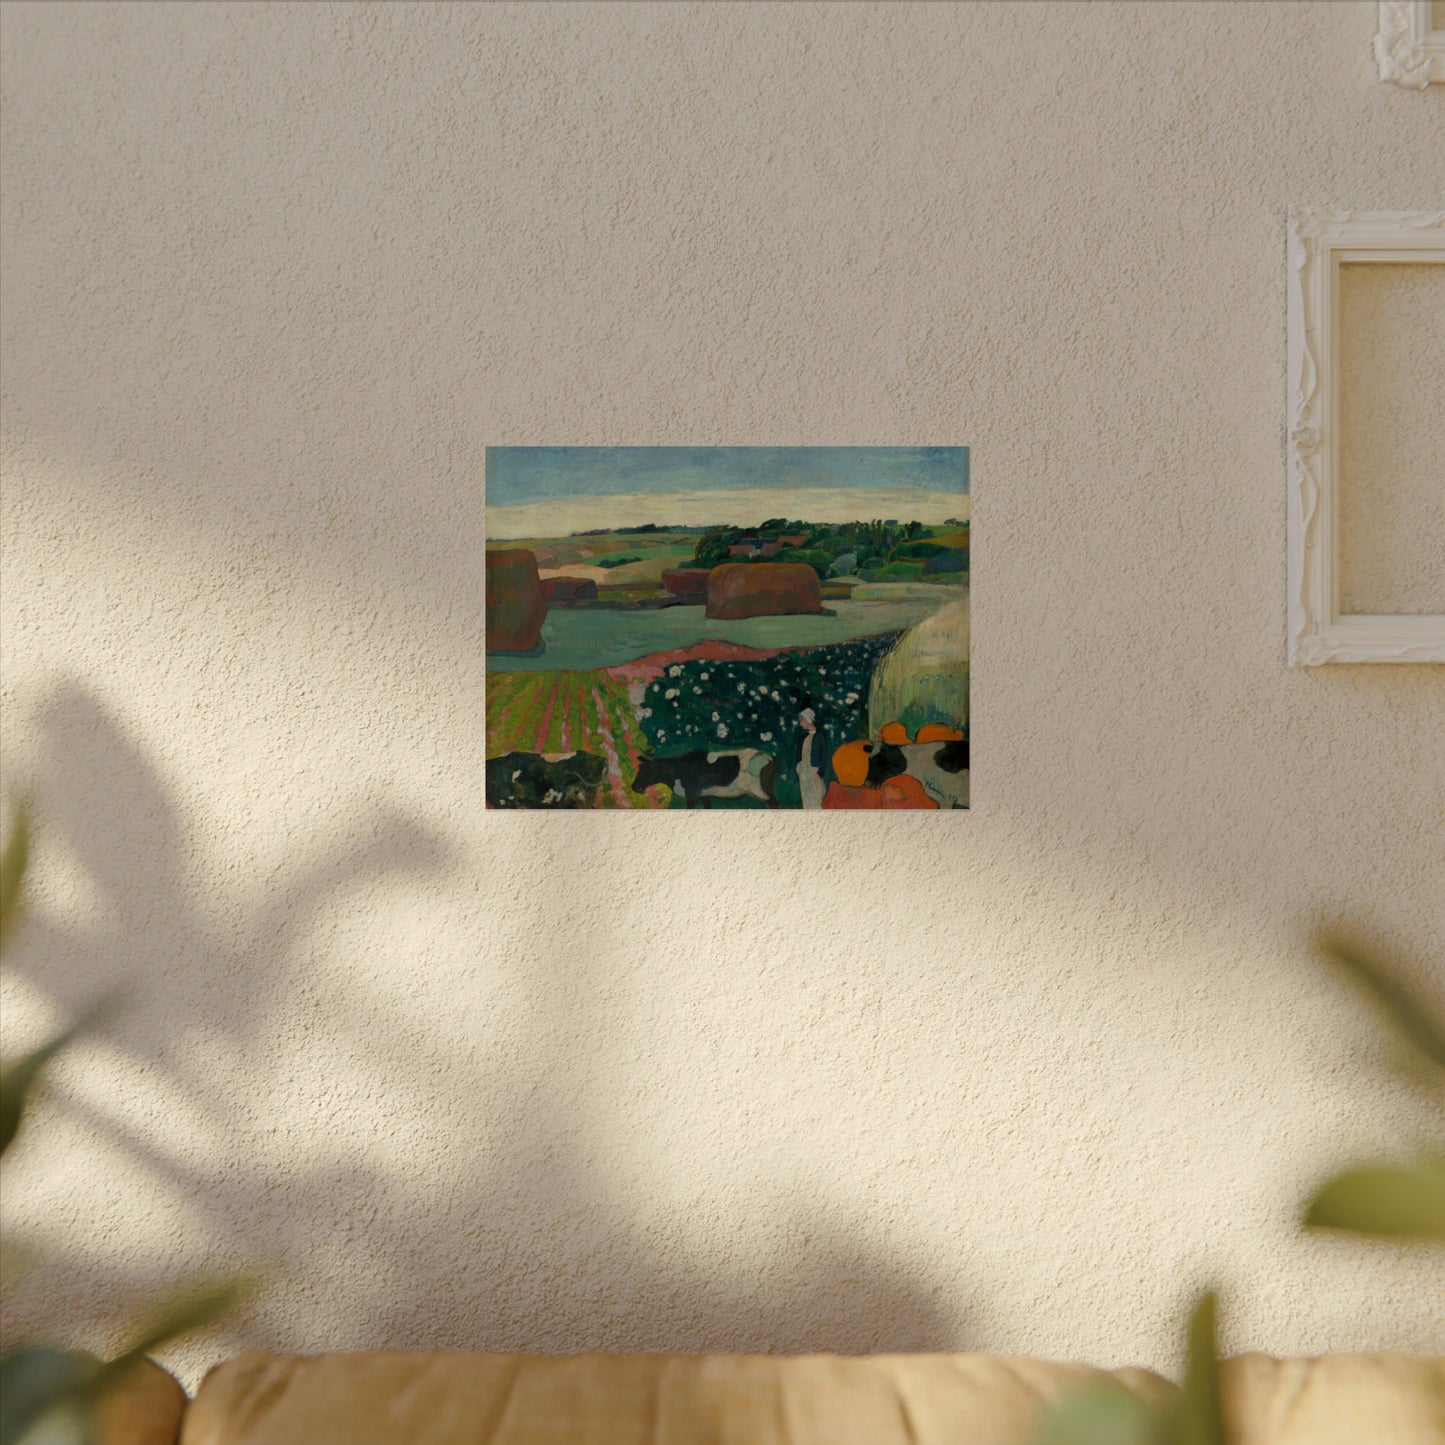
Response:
[1035,1380,1162,1445]
[100,1277,250,1378]
[0,998,117,1162]
[1,997,117,1159]
[1318,935,1445,1075]
[0,798,251,1435]
[0,806,29,953]
[16,1409,90,1445]
[0,1285,248,1445]
[1,1028,82,1161]
[0,1348,97,1445]
[0,1237,38,1288]
[1169,1292,1223,1445]
[1304,1156,1445,1240]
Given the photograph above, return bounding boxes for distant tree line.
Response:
[690,519,967,582]
[571,524,697,536]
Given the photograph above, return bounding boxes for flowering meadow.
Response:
[637,633,903,806]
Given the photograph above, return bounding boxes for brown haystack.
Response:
[706,563,822,621]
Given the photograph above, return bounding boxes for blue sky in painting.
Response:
[486,446,968,508]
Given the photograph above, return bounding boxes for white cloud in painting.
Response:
[487,487,969,539]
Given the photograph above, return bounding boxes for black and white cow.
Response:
[486,750,607,809]
[862,737,969,808]
[899,740,969,808]
[631,749,778,808]
[863,741,909,789]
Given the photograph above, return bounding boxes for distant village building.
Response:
[743,532,808,558]
[730,532,809,559]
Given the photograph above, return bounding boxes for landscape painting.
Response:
[485,446,969,809]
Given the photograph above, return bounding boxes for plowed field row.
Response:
[486,672,668,808]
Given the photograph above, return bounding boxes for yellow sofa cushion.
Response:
[93,1358,188,1445]
[179,1350,1174,1445]
[1220,1353,1445,1445]
[173,1349,1445,1445]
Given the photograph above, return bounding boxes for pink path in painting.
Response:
[588,683,631,808]
[604,639,785,688]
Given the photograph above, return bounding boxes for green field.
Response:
[487,591,954,672]
[487,531,704,588]
[485,670,670,808]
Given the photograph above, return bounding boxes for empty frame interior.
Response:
[1335,260,1445,616]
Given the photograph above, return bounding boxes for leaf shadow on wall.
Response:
[1,680,972,1365]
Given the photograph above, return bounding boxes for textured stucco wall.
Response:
[1,1,1442,1389]
[1337,262,1445,615]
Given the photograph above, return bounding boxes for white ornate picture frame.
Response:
[1287,209,1445,665]
[1376,1,1445,87]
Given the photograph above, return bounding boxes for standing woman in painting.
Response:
[792,693,829,809]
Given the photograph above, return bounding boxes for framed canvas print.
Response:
[485,446,970,807]
[1375,1,1445,86]
[1286,209,1445,664]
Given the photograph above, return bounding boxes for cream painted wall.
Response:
[1,1,1442,1388]
[1337,262,1445,615]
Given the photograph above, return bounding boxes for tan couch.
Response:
[104,1350,1445,1445]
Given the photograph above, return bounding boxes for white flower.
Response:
[760,731,773,742]
[737,683,746,693]
[665,688,678,699]
[846,692,858,704]
[668,665,682,677]
[770,690,781,701]
[711,712,720,722]
[700,671,709,681]
[639,707,653,719]
[716,723,728,738]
